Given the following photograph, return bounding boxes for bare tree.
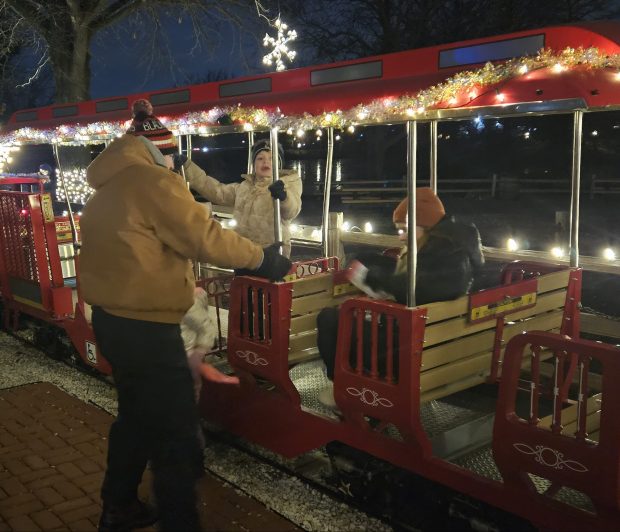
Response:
[283,0,620,65]
[0,0,265,104]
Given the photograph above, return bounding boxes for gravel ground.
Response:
[0,331,391,532]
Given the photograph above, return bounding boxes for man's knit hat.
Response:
[127,99,177,155]
[251,139,284,169]
[393,188,446,229]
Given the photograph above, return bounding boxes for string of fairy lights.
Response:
[0,145,21,172]
[1,46,619,147]
[54,168,93,204]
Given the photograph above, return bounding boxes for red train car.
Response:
[1,22,620,529]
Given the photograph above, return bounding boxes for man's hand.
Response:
[236,243,291,281]
[173,154,188,172]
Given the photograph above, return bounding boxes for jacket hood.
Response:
[87,134,157,190]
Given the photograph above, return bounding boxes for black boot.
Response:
[98,499,158,532]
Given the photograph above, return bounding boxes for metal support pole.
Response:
[406,121,418,308]
[178,135,189,185]
[185,134,192,161]
[270,127,283,253]
[176,135,199,277]
[569,110,583,267]
[429,120,438,193]
[52,143,79,249]
[322,127,334,257]
[247,130,255,174]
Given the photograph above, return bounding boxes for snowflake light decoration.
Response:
[263,17,297,72]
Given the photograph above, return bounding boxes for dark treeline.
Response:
[282,0,620,65]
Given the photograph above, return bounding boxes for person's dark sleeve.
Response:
[366,269,408,305]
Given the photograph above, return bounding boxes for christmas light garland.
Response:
[1,46,619,146]
[55,167,93,204]
[0,145,21,172]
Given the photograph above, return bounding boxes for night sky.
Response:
[89,11,262,99]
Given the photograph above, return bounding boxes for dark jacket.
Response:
[365,216,484,305]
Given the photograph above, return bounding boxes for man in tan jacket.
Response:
[80,100,290,532]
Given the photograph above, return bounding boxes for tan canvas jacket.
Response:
[79,134,263,323]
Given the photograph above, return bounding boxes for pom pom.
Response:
[132,99,153,117]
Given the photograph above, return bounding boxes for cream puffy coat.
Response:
[180,288,217,352]
[183,161,302,257]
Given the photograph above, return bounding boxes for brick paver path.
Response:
[0,383,298,531]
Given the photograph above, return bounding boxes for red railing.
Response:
[494,331,620,518]
[333,296,429,449]
[0,190,70,321]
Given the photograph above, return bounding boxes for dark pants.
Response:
[317,307,399,381]
[92,307,203,531]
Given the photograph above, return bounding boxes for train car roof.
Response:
[2,21,620,144]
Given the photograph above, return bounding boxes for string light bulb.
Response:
[506,238,519,251]
[2,46,619,145]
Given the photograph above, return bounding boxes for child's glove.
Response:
[268,180,287,201]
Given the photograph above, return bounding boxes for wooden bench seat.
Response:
[288,272,359,364]
[330,266,580,442]
[538,393,602,441]
[418,269,572,402]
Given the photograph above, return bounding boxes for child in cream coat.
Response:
[181,287,239,400]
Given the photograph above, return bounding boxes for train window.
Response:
[52,105,79,118]
[96,98,128,113]
[189,132,252,184]
[580,110,620,259]
[1,144,53,175]
[150,89,190,107]
[437,114,573,255]
[311,61,382,86]
[439,34,545,68]
[15,110,38,122]
[219,78,272,98]
[300,123,411,234]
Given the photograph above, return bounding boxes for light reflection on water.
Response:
[287,158,615,255]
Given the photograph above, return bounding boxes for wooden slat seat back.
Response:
[495,331,620,517]
[419,265,580,402]
[289,269,359,364]
[538,393,602,441]
[332,263,580,441]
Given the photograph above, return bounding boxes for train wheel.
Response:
[33,326,63,360]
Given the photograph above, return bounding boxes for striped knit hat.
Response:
[127,99,177,155]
